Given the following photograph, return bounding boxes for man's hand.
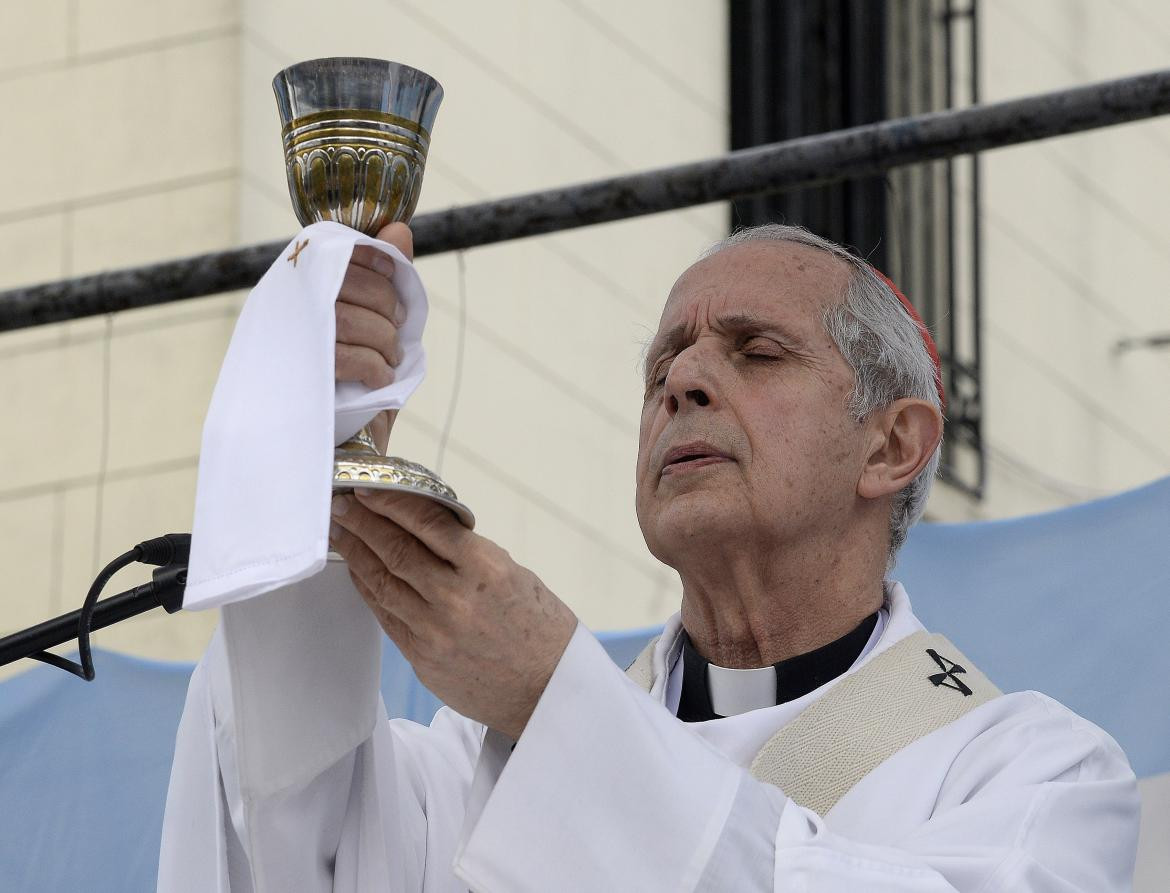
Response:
[329,489,579,740]
[335,221,414,452]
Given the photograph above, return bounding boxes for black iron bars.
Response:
[3,68,1170,332]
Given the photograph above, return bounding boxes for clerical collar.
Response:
[675,612,879,723]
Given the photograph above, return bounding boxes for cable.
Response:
[985,445,1114,502]
[435,250,468,477]
[90,313,113,576]
[32,547,136,680]
[28,533,190,681]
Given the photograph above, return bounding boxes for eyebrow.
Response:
[644,312,806,374]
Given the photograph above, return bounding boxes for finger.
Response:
[374,222,414,261]
[350,570,418,657]
[330,513,433,622]
[353,488,470,563]
[336,343,394,389]
[332,493,452,597]
[338,262,402,324]
[349,244,396,279]
[336,301,400,367]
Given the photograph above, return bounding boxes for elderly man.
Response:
[160,222,1138,891]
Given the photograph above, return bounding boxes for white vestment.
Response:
[158,570,1139,891]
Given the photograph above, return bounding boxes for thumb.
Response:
[375,221,414,262]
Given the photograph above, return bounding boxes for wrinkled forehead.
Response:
[656,240,853,337]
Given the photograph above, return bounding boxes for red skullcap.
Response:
[870,268,946,411]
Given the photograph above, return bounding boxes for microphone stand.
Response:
[0,533,190,680]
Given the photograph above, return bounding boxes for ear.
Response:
[857,398,944,500]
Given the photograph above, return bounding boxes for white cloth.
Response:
[159,581,1140,891]
[183,222,428,611]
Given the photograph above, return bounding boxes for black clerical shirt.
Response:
[676,612,880,723]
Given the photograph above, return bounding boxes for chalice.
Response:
[273,57,473,527]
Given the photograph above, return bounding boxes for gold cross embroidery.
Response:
[287,238,310,267]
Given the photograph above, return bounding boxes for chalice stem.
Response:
[337,425,381,457]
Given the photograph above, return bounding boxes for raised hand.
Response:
[329,487,579,740]
[334,221,414,451]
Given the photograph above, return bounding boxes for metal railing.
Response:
[2,69,1170,332]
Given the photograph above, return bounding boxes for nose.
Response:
[666,388,711,416]
[664,348,714,417]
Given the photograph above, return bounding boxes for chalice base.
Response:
[333,428,474,529]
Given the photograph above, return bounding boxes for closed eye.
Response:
[644,357,674,394]
[740,337,784,360]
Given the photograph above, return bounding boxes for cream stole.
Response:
[626,630,1001,816]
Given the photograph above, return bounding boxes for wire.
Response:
[90,314,113,576]
[25,533,191,680]
[31,547,137,680]
[985,444,1114,502]
[435,251,468,477]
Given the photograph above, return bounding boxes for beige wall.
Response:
[0,1,241,675]
[2,0,1168,675]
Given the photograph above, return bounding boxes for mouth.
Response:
[660,442,734,477]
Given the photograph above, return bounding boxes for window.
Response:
[729,0,984,497]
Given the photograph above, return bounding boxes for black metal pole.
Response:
[2,68,1170,333]
[0,581,169,668]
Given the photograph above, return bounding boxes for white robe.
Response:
[158,568,1139,891]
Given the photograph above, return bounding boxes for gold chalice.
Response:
[273,57,473,527]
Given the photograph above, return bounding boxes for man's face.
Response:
[635,241,867,565]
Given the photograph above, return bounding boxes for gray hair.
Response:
[701,223,943,563]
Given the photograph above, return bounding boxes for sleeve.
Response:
[452,624,1140,892]
[158,565,487,893]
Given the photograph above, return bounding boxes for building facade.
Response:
[0,0,1165,677]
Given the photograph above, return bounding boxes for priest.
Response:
[159,222,1139,891]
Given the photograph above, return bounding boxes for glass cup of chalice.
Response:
[273,57,473,527]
